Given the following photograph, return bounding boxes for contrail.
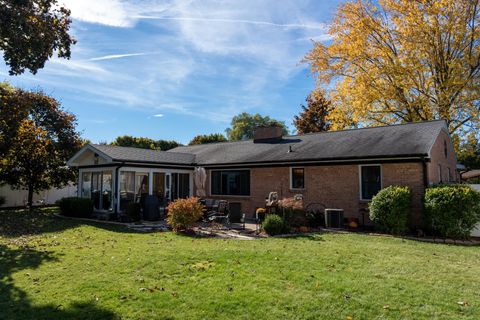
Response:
[134,16,327,30]
[89,53,148,61]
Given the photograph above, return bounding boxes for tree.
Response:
[226,112,289,141]
[0,87,82,208]
[294,90,332,134]
[0,82,29,157]
[0,0,76,75]
[111,136,181,151]
[188,133,227,145]
[304,0,480,135]
[457,133,480,169]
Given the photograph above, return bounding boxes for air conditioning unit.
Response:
[325,208,344,228]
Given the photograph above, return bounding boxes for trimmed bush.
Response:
[166,197,204,232]
[278,197,306,228]
[369,186,411,234]
[125,202,142,221]
[56,197,93,218]
[424,184,480,239]
[262,214,285,235]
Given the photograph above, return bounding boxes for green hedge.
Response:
[56,197,93,218]
[262,214,286,235]
[424,184,480,239]
[369,186,411,234]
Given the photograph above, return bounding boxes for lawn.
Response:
[0,209,479,320]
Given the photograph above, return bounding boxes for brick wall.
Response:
[204,162,426,228]
[427,129,458,184]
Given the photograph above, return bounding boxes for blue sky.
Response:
[0,0,344,144]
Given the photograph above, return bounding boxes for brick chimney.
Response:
[253,125,283,143]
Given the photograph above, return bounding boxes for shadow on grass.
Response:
[276,233,326,241]
[0,244,118,320]
[0,208,144,238]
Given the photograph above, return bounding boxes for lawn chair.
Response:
[207,200,229,224]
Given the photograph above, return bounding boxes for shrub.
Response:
[278,197,306,228]
[424,184,480,239]
[125,202,142,221]
[369,186,411,234]
[262,214,285,235]
[56,197,93,218]
[306,210,325,228]
[166,197,204,232]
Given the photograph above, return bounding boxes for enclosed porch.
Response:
[78,167,193,219]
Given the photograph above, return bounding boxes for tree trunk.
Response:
[27,185,34,211]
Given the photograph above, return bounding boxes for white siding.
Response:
[0,184,77,207]
[470,184,480,237]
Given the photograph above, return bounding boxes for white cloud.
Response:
[60,0,134,27]
[153,113,164,117]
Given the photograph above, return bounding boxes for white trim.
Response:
[358,164,382,201]
[290,167,305,190]
[209,168,251,197]
[67,144,113,166]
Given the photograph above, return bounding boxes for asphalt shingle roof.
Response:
[82,121,446,167]
[90,144,195,165]
[169,120,447,166]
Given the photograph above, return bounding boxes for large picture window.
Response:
[211,170,250,196]
[290,167,305,189]
[360,165,381,200]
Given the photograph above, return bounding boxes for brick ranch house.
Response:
[67,120,458,228]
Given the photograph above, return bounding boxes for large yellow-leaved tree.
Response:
[304,0,479,135]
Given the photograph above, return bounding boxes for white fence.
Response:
[0,184,77,208]
[470,184,480,237]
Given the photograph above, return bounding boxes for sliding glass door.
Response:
[82,171,113,212]
[171,173,190,200]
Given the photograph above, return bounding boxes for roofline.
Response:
[70,154,429,169]
[170,119,448,150]
[67,144,113,166]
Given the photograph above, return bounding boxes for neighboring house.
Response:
[67,120,457,228]
[461,169,480,184]
[0,184,77,208]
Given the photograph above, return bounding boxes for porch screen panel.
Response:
[178,173,190,199]
[81,172,91,198]
[102,171,113,211]
[153,173,165,204]
[171,173,178,200]
[120,171,135,211]
[91,172,101,210]
[135,173,149,204]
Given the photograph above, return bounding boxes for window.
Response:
[81,172,91,198]
[211,170,250,196]
[444,140,448,158]
[360,165,381,200]
[88,171,113,211]
[291,167,305,189]
[438,164,442,183]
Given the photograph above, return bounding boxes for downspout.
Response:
[421,157,429,188]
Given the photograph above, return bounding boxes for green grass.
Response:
[1,209,479,320]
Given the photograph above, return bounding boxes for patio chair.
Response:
[207,200,229,224]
